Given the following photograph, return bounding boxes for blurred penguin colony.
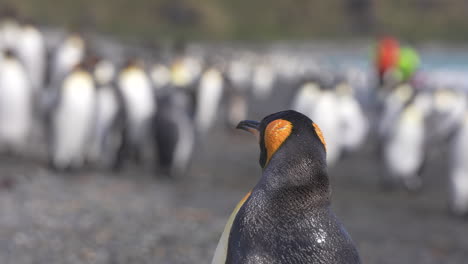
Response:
[0,13,467,217]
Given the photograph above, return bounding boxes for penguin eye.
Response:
[264,119,293,165]
[312,122,327,151]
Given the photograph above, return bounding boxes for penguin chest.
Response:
[385,107,425,175]
[55,45,83,75]
[18,29,45,88]
[96,87,118,128]
[313,93,341,165]
[0,61,33,138]
[338,97,367,150]
[0,61,32,118]
[119,72,155,123]
[196,70,224,132]
[291,87,319,118]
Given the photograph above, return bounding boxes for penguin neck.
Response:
[258,152,331,207]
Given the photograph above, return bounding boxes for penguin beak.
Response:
[237,120,260,139]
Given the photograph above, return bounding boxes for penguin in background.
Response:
[194,65,224,135]
[335,81,369,155]
[251,59,276,100]
[227,57,251,93]
[382,91,433,191]
[377,83,415,152]
[49,33,85,87]
[0,11,20,50]
[88,58,124,169]
[0,49,34,154]
[310,81,342,167]
[16,20,46,93]
[149,63,171,91]
[224,57,251,130]
[212,110,361,264]
[429,88,467,144]
[154,88,195,177]
[117,58,156,164]
[224,89,248,131]
[48,59,97,171]
[448,108,468,217]
[290,80,322,119]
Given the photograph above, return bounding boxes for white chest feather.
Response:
[17,26,45,90]
[212,192,251,264]
[195,69,224,133]
[312,92,342,166]
[118,69,156,124]
[0,59,33,144]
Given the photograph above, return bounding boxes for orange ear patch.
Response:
[313,122,327,151]
[264,119,293,165]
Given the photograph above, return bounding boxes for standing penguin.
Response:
[48,60,96,170]
[49,33,85,86]
[0,14,20,50]
[194,66,224,134]
[449,109,468,217]
[88,59,124,169]
[224,57,251,130]
[117,59,156,163]
[382,92,432,191]
[149,63,171,91]
[251,60,276,100]
[336,82,369,154]
[154,89,195,177]
[311,85,342,167]
[16,21,46,93]
[212,110,361,264]
[0,49,33,154]
[290,81,322,118]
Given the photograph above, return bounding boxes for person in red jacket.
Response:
[375,36,400,85]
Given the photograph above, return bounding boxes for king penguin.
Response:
[311,83,342,167]
[194,66,224,134]
[335,82,368,154]
[49,33,85,87]
[154,88,195,177]
[382,91,433,191]
[88,58,124,169]
[117,58,156,163]
[48,59,96,171]
[251,60,276,100]
[290,80,322,118]
[212,110,361,264]
[448,105,468,217]
[0,49,33,154]
[16,21,46,93]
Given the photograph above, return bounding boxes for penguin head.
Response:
[66,32,85,49]
[237,110,327,170]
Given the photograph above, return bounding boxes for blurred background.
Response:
[0,0,467,263]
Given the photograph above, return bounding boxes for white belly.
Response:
[384,108,425,177]
[0,60,33,148]
[195,69,224,133]
[89,87,119,160]
[449,117,468,214]
[312,93,342,166]
[17,28,45,91]
[52,75,95,168]
[339,96,368,152]
[119,71,156,141]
